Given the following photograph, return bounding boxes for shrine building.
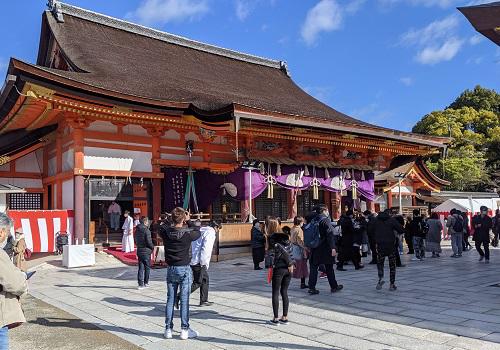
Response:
[0,1,449,246]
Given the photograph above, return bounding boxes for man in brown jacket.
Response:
[0,213,28,349]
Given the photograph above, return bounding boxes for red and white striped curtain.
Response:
[7,210,74,253]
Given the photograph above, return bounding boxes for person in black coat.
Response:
[366,211,378,264]
[472,206,493,263]
[337,210,364,270]
[135,217,155,289]
[374,210,404,291]
[251,219,266,270]
[308,205,343,295]
[268,225,294,325]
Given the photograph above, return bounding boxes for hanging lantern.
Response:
[345,169,351,179]
[361,171,366,181]
[311,166,320,200]
[265,163,277,199]
[325,168,330,179]
[276,164,282,177]
[351,179,358,200]
[304,165,310,176]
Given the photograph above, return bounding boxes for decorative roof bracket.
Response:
[47,0,64,23]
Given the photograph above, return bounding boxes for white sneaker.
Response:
[138,286,145,290]
[144,284,150,288]
[164,328,172,339]
[411,257,419,261]
[180,328,198,340]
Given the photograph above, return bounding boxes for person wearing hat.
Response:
[472,206,493,263]
[12,228,27,272]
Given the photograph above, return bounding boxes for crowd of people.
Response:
[253,204,499,324]
[1,203,499,344]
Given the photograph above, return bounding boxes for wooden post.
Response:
[332,191,341,220]
[69,116,90,243]
[56,130,63,209]
[146,127,164,221]
[287,189,298,220]
[387,191,393,210]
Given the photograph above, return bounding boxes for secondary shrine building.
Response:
[0,2,449,244]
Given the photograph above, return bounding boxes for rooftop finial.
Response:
[47,0,64,22]
[280,61,290,77]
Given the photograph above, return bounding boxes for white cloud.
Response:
[235,0,253,21]
[400,77,414,86]
[301,0,364,46]
[127,0,209,25]
[415,38,463,64]
[469,35,483,46]
[400,15,464,65]
[304,86,333,103]
[466,56,483,65]
[345,0,367,14]
[379,0,459,8]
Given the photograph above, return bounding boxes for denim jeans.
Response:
[0,326,8,350]
[137,252,151,286]
[451,233,463,256]
[165,265,193,330]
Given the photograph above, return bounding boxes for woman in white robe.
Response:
[122,211,135,253]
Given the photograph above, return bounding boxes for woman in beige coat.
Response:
[0,213,28,349]
[290,217,309,289]
[13,230,27,272]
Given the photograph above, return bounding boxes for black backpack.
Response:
[453,216,464,233]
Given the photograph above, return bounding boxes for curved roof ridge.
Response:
[48,1,288,73]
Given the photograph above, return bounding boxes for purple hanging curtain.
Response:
[164,165,375,211]
[226,168,267,200]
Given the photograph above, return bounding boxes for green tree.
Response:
[412,86,500,191]
[449,85,500,115]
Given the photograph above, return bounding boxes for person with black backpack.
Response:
[266,218,295,325]
[304,205,343,295]
[446,209,464,258]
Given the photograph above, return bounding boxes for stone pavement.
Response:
[26,246,500,350]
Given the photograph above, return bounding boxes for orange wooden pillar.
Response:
[71,118,87,243]
[387,191,393,210]
[56,130,63,209]
[287,189,298,220]
[331,191,341,220]
[148,127,163,220]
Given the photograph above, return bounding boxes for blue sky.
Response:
[0,0,498,131]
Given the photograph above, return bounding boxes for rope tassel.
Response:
[351,179,358,200]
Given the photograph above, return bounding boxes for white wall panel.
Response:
[163,129,181,140]
[123,124,148,136]
[62,178,74,210]
[86,121,116,133]
[62,149,74,172]
[16,152,42,173]
[0,193,6,213]
[48,157,57,177]
[0,178,43,189]
[84,147,152,172]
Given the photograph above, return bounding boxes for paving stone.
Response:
[364,331,453,350]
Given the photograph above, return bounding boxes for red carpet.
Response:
[104,247,165,268]
[104,247,138,265]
